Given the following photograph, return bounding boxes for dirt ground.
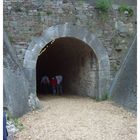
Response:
[14,95,136,140]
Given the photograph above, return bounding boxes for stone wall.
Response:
[3,31,40,117]
[69,44,98,97]
[110,35,137,112]
[3,31,30,117]
[3,0,137,81]
[3,0,137,115]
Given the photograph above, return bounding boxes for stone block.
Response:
[4,68,30,117]
[115,21,134,35]
[110,36,137,111]
[23,59,36,69]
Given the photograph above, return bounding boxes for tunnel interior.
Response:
[36,37,98,97]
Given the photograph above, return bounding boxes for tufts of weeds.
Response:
[13,118,24,131]
[95,91,111,101]
[118,4,133,17]
[95,0,112,12]
[6,112,24,131]
[46,10,53,16]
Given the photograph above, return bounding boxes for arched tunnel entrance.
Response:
[36,37,98,97]
[23,24,110,99]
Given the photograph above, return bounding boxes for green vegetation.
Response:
[38,11,46,16]
[8,34,14,43]
[95,90,111,101]
[101,91,111,100]
[7,112,24,131]
[118,4,133,17]
[13,118,24,131]
[95,0,112,23]
[46,10,53,16]
[14,2,22,12]
[78,0,84,5]
[99,12,109,22]
[95,0,112,12]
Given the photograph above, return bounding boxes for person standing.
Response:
[3,112,8,140]
[50,77,57,95]
[41,75,50,94]
[56,75,63,95]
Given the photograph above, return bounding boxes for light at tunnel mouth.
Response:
[36,37,98,97]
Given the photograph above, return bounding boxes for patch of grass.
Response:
[14,2,22,12]
[118,4,133,17]
[7,34,14,43]
[78,0,84,5]
[95,0,112,12]
[102,92,110,100]
[96,90,111,101]
[6,112,24,131]
[38,11,46,16]
[98,12,109,22]
[13,118,24,131]
[46,10,53,16]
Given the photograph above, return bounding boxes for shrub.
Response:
[14,2,22,12]
[7,112,24,131]
[118,4,133,16]
[13,118,24,131]
[101,92,110,100]
[95,0,112,12]
[46,10,53,16]
[95,91,111,101]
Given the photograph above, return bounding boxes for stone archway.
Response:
[23,23,110,99]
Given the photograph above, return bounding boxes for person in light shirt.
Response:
[41,75,50,94]
[55,75,63,94]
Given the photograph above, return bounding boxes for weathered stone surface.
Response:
[3,31,40,117]
[7,121,18,139]
[115,45,123,51]
[110,35,137,112]
[28,93,40,110]
[31,0,45,6]
[115,21,134,35]
[23,68,36,93]
[3,67,30,117]
[112,4,119,10]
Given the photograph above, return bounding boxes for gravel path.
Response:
[14,95,136,140]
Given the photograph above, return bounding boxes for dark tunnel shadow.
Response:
[36,37,98,98]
